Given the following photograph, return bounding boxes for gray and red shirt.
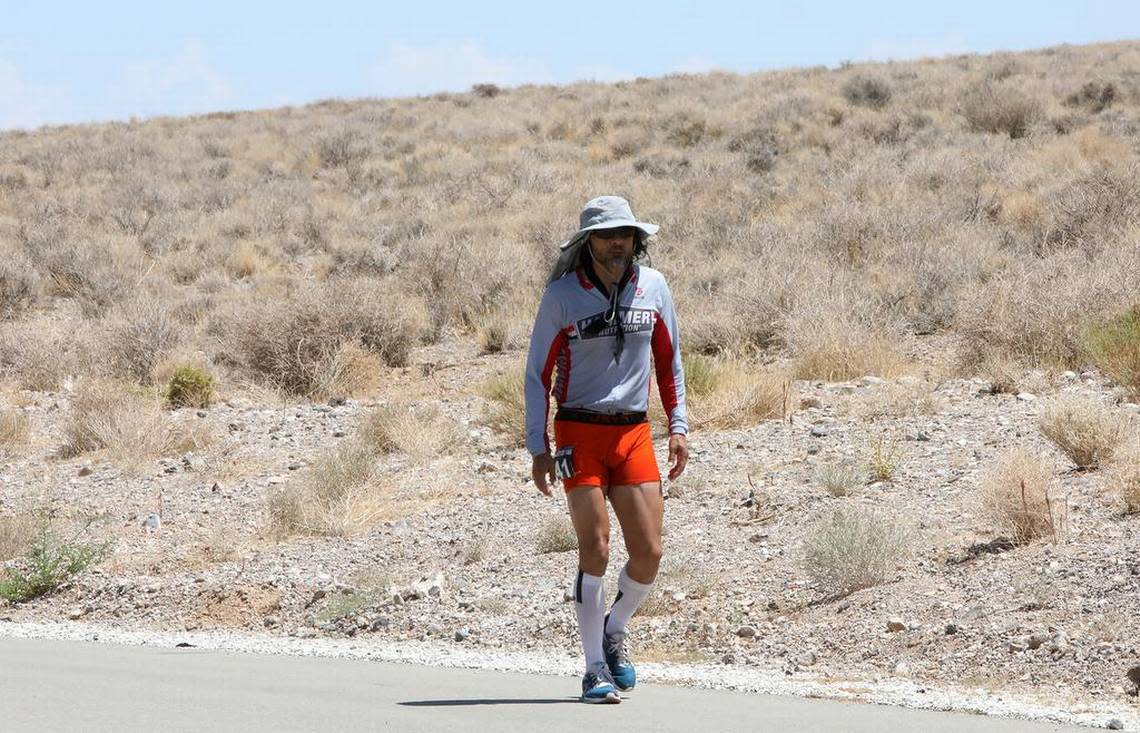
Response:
[524,264,688,457]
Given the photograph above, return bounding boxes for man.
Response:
[525,195,689,704]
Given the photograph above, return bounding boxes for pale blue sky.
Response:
[2,1,1137,130]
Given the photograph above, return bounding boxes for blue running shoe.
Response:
[581,663,621,704]
[604,630,636,691]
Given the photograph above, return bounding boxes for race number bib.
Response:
[554,446,576,480]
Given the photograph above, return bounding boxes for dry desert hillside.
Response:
[1,40,1139,726]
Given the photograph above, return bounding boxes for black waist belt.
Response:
[555,408,647,425]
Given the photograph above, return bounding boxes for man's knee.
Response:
[628,540,662,576]
[579,533,610,567]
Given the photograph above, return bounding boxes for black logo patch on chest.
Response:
[574,307,655,340]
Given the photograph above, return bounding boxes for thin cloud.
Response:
[369,40,554,97]
[107,40,236,120]
[0,57,74,131]
[566,63,636,85]
[670,56,722,74]
[867,33,970,62]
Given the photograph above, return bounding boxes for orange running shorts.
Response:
[553,419,661,491]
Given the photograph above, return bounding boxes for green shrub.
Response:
[682,353,718,398]
[0,528,110,603]
[1083,308,1140,398]
[166,366,215,408]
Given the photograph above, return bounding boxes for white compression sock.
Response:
[604,565,653,636]
[574,570,606,670]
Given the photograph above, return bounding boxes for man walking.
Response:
[525,195,689,703]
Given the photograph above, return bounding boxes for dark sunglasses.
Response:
[591,226,637,240]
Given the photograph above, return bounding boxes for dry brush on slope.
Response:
[1,42,1140,399]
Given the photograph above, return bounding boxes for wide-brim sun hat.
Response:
[562,195,659,248]
[548,196,658,282]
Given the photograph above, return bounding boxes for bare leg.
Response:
[566,485,610,576]
[608,482,664,584]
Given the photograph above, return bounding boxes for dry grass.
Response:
[195,525,242,565]
[960,81,1042,138]
[1083,307,1140,398]
[266,441,388,538]
[852,381,944,420]
[1039,397,1127,470]
[784,304,906,382]
[536,515,577,554]
[842,74,892,109]
[0,409,30,453]
[0,322,88,391]
[356,400,461,460]
[975,351,1022,395]
[480,365,527,446]
[106,296,184,382]
[800,507,911,597]
[689,359,793,429]
[0,41,1137,406]
[0,254,41,321]
[0,514,37,562]
[213,279,427,398]
[818,463,860,497]
[981,448,1068,544]
[1107,447,1140,514]
[866,436,902,483]
[59,379,213,468]
[309,340,386,399]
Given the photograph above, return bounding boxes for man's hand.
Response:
[532,453,557,496]
[667,433,689,481]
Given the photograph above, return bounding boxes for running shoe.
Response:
[581,663,621,704]
[604,629,636,691]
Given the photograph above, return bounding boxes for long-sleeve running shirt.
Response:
[524,264,688,457]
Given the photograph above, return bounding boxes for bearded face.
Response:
[588,227,636,275]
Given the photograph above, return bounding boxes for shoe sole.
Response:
[581,692,622,704]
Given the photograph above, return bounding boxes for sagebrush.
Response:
[800,507,910,597]
[0,42,1135,395]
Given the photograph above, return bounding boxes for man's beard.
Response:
[591,245,632,273]
[600,252,631,271]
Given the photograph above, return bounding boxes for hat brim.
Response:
[559,220,659,251]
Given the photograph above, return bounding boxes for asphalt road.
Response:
[0,637,1092,732]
